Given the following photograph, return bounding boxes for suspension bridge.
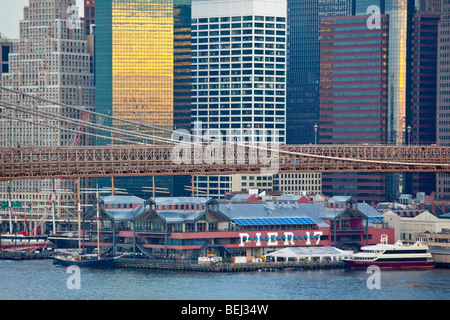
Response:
[1,86,450,182]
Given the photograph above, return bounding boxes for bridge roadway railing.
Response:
[1,144,450,181]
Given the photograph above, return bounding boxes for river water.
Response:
[0,260,448,301]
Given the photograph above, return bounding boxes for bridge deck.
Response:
[1,144,450,180]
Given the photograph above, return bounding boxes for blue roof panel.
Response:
[232,217,317,226]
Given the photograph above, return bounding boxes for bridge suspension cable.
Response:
[2,86,450,169]
[0,109,145,146]
[0,86,175,136]
[0,86,223,147]
[0,100,183,146]
[0,85,285,150]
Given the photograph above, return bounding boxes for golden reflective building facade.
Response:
[111,0,173,132]
[96,0,191,196]
[96,0,191,140]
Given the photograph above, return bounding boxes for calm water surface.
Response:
[0,260,448,300]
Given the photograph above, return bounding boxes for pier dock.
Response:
[0,251,53,260]
[115,258,348,272]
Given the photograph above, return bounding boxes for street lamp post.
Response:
[314,123,318,145]
[407,125,411,145]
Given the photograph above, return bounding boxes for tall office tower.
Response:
[320,0,438,202]
[95,0,192,197]
[0,0,95,224]
[286,0,349,145]
[351,0,413,146]
[320,14,390,201]
[350,0,416,144]
[173,1,193,132]
[356,0,437,198]
[409,14,440,146]
[407,13,439,196]
[386,0,415,147]
[191,0,287,198]
[436,0,450,200]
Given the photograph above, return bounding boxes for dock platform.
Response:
[115,258,348,272]
[0,251,53,260]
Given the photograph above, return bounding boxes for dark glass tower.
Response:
[286,0,349,145]
[405,13,439,196]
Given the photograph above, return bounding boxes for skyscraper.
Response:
[0,0,95,223]
[95,0,192,197]
[286,0,349,145]
[320,0,439,202]
[96,0,175,134]
[191,0,287,198]
[436,0,450,200]
[351,1,414,147]
[407,13,439,196]
[320,14,390,201]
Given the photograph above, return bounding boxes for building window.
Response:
[197,222,206,232]
[208,222,218,232]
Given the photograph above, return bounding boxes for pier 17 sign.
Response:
[239,231,323,247]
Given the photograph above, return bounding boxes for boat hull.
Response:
[344,259,434,269]
[54,257,115,268]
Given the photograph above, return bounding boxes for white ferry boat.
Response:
[344,235,434,269]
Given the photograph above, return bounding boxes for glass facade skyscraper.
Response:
[95,0,192,197]
[174,2,193,131]
[320,14,390,201]
[96,0,174,134]
[436,0,450,200]
[286,0,349,145]
[320,0,439,201]
[407,13,439,196]
[386,0,414,146]
[350,1,414,146]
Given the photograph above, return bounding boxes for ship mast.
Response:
[96,186,101,260]
[77,178,81,254]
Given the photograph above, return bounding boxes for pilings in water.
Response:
[0,251,53,260]
[115,259,348,272]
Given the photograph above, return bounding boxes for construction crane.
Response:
[19,215,35,236]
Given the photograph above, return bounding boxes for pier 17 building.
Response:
[77,196,393,261]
